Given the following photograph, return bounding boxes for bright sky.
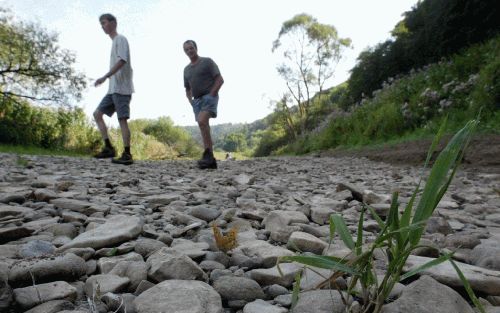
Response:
[1,0,418,126]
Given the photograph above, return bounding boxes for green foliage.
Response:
[280,120,486,313]
[106,117,202,160]
[222,132,247,152]
[279,35,500,155]
[272,13,351,135]
[252,127,291,157]
[0,98,100,152]
[141,117,202,157]
[0,8,87,105]
[345,0,499,105]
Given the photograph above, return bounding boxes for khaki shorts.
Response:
[97,93,132,119]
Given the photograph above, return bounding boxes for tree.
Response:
[222,132,247,152]
[272,13,351,134]
[0,8,86,106]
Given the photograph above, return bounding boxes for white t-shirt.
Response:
[108,34,134,95]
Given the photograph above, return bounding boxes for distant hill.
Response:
[183,119,267,150]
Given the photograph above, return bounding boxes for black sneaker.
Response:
[111,152,133,165]
[197,149,217,169]
[94,147,116,158]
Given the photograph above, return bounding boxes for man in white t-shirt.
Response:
[93,13,135,165]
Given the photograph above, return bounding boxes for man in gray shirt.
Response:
[93,13,134,165]
[183,40,224,169]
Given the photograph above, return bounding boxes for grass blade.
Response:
[449,259,486,313]
[280,255,359,275]
[355,206,365,256]
[291,271,302,310]
[367,205,385,229]
[400,254,451,281]
[329,215,336,245]
[410,120,478,245]
[331,214,355,251]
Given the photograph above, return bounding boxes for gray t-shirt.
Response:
[184,57,221,98]
[108,34,134,95]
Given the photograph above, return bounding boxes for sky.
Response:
[0,0,419,127]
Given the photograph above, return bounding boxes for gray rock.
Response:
[190,206,221,222]
[292,290,347,313]
[204,251,231,267]
[0,262,13,310]
[50,198,109,216]
[248,263,302,287]
[84,274,130,297]
[213,276,265,301]
[45,223,78,239]
[133,280,155,296]
[263,210,309,231]
[0,244,19,259]
[9,253,86,288]
[13,281,77,310]
[134,238,167,257]
[299,267,345,290]
[24,300,75,313]
[404,255,500,296]
[270,225,302,243]
[63,247,95,261]
[109,260,148,291]
[0,204,34,218]
[287,231,327,254]
[0,226,34,244]
[144,194,181,205]
[444,233,481,249]
[147,248,206,282]
[33,189,57,202]
[169,238,210,259]
[61,210,87,223]
[157,233,173,245]
[134,280,222,313]
[265,284,289,298]
[59,215,143,250]
[381,275,474,313]
[470,243,500,271]
[426,217,454,235]
[97,252,144,274]
[233,240,294,268]
[101,292,137,313]
[243,299,287,313]
[18,240,55,258]
[200,260,226,271]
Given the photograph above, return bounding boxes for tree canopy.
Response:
[0,8,87,106]
[272,13,351,135]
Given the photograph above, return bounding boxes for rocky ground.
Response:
[0,152,499,313]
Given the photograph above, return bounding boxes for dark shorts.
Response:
[192,94,218,122]
[96,93,132,120]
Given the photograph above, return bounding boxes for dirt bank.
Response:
[321,134,500,173]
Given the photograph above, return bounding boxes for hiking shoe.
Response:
[111,152,133,165]
[94,146,116,158]
[197,149,217,169]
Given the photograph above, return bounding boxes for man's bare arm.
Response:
[185,88,193,104]
[94,59,127,87]
[209,75,224,96]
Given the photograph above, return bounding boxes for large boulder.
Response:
[381,275,474,313]
[134,280,222,313]
[58,215,143,250]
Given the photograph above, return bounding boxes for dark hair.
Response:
[99,13,117,23]
[183,40,197,49]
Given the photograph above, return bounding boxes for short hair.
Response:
[99,13,117,23]
[183,40,197,49]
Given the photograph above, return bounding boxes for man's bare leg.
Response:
[197,111,213,151]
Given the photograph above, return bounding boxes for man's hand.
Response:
[94,76,107,87]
